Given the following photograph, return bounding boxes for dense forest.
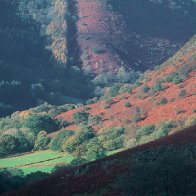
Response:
[0,0,94,117]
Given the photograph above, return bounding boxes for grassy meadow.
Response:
[0,150,74,175]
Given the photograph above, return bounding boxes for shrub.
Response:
[125,102,131,108]
[136,125,156,140]
[153,82,163,92]
[73,110,89,125]
[160,97,168,105]
[170,98,175,102]
[119,85,133,94]
[172,74,183,84]
[132,107,142,122]
[86,99,95,105]
[98,127,125,142]
[156,121,174,137]
[178,89,186,98]
[164,72,176,82]
[89,115,103,125]
[102,135,124,151]
[103,98,113,109]
[109,85,121,97]
[141,85,150,93]
[55,118,69,128]
[93,48,105,54]
[175,109,185,115]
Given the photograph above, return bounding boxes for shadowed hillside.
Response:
[0,0,94,117]
[76,0,196,73]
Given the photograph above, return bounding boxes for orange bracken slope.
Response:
[50,35,196,137]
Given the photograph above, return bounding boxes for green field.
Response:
[107,148,124,156]
[0,150,74,175]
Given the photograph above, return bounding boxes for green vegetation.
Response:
[89,115,103,125]
[141,85,150,93]
[119,85,133,94]
[178,89,187,98]
[0,150,73,175]
[164,64,193,85]
[160,97,168,105]
[98,127,125,151]
[0,135,21,158]
[124,102,131,108]
[0,111,64,158]
[73,110,89,125]
[34,131,50,150]
[25,114,59,134]
[136,125,155,139]
[153,82,164,92]
[132,107,143,122]
[50,130,75,151]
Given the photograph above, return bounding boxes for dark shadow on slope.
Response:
[0,0,94,117]
[107,0,196,71]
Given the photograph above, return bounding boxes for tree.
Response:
[76,138,106,162]
[25,114,59,134]
[0,135,20,158]
[34,131,50,150]
[63,126,95,153]
[50,130,75,151]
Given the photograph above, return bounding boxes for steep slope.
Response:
[4,125,196,196]
[54,35,196,136]
[76,0,196,73]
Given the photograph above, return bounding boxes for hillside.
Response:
[0,0,93,117]
[0,1,196,194]
[0,35,194,164]
[77,0,196,73]
[0,35,195,195]
[54,35,196,137]
[4,125,196,196]
[0,0,196,117]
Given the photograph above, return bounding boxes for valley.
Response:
[1,0,196,116]
[0,0,195,195]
